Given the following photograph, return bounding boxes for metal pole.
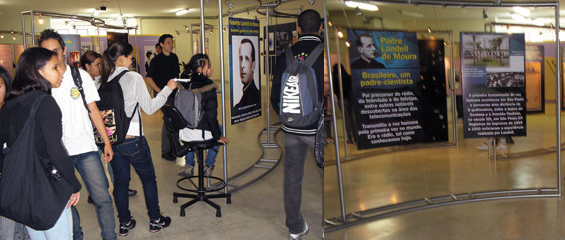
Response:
[218,0,229,194]
[266,8,272,144]
[200,0,206,53]
[334,27,349,158]
[555,3,562,197]
[325,1,346,222]
[21,13,27,48]
[449,32,457,145]
[30,11,35,47]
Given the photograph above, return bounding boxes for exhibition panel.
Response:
[324,0,561,233]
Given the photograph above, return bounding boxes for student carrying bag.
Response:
[94,70,140,145]
[0,95,74,230]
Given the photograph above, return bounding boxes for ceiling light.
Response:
[309,0,315,5]
[356,7,361,15]
[175,30,180,35]
[209,29,213,35]
[344,1,378,11]
[298,5,303,14]
[229,11,233,17]
[513,6,530,16]
[427,26,431,33]
[400,9,423,18]
[511,13,525,21]
[483,9,488,21]
[176,9,190,15]
[38,16,44,24]
[337,31,343,38]
[223,28,226,32]
[345,41,350,47]
[205,0,210,3]
[0,34,3,39]
[328,21,332,27]
[11,35,15,40]
[225,0,233,10]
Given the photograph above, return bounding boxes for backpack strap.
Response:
[285,47,294,66]
[70,66,90,113]
[112,70,143,137]
[303,44,324,68]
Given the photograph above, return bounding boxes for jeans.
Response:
[283,132,323,234]
[184,124,223,167]
[70,151,116,240]
[111,136,161,223]
[26,205,72,240]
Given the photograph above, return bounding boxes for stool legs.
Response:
[173,147,231,218]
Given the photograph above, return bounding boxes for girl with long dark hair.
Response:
[0,47,81,239]
[99,41,176,236]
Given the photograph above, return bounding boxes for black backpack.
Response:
[0,94,74,230]
[93,70,140,146]
[278,44,324,128]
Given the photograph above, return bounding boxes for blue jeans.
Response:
[184,124,222,167]
[110,136,161,223]
[26,205,72,240]
[70,151,116,240]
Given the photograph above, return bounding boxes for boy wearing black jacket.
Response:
[270,9,324,240]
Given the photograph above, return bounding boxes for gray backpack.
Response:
[174,84,205,129]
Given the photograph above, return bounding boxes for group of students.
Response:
[0,8,323,240]
[0,28,227,240]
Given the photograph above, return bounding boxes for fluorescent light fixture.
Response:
[344,1,378,11]
[337,31,343,38]
[345,41,350,47]
[513,6,530,16]
[176,9,190,15]
[400,9,423,18]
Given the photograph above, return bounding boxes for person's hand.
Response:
[67,192,80,208]
[167,79,177,90]
[218,136,229,146]
[103,144,113,162]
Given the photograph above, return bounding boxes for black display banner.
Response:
[461,33,527,138]
[347,30,448,150]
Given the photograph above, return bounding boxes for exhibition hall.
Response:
[324,0,565,239]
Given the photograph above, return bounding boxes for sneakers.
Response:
[477,140,506,150]
[128,189,137,196]
[149,215,171,233]
[161,152,176,161]
[203,165,214,177]
[119,219,136,236]
[178,165,194,177]
[289,222,309,240]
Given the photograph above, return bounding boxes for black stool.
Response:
[173,140,231,217]
[161,105,231,218]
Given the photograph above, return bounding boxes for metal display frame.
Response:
[324,0,561,232]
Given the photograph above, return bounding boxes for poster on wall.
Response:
[61,34,82,68]
[347,30,448,150]
[229,17,261,125]
[460,32,527,138]
[525,45,544,112]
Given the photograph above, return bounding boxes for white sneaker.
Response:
[496,143,507,150]
[288,223,309,240]
[476,143,489,150]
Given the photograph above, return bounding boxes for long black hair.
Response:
[0,66,12,100]
[9,47,57,99]
[180,53,210,78]
[100,41,133,87]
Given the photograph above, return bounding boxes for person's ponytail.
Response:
[99,41,134,87]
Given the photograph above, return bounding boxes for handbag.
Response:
[0,94,74,230]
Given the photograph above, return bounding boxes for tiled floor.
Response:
[77,86,323,239]
[324,102,565,239]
